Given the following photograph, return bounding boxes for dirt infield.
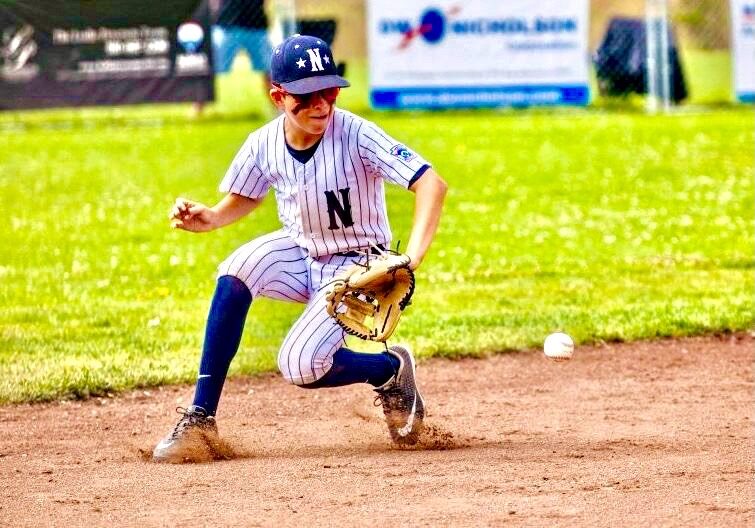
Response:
[1,334,752,527]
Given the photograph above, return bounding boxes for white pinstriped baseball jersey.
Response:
[219,108,430,257]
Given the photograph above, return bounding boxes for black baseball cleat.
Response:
[152,405,219,463]
[374,344,425,445]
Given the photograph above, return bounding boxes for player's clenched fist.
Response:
[169,197,215,232]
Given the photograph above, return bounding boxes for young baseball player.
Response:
[153,34,448,462]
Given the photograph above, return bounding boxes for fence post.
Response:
[645,0,672,113]
[271,0,297,45]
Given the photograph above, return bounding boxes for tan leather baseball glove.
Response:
[325,252,415,342]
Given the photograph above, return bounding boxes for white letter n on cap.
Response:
[306,48,324,72]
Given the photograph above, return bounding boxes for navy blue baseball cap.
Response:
[270,34,350,94]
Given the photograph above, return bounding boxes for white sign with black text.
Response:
[367,0,590,109]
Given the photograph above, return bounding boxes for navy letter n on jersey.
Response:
[219,108,431,256]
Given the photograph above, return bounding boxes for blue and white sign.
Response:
[367,0,590,109]
[731,0,755,103]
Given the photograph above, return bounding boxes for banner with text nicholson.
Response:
[367,0,590,109]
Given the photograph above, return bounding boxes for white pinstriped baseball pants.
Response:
[217,229,364,386]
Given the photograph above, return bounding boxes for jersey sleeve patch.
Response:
[357,119,429,188]
[389,144,417,162]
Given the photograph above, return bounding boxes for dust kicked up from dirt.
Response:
[406,422,469,451]
[0,334,752,527]
[136,434,251,463]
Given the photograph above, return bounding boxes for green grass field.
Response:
[0,56,752,403]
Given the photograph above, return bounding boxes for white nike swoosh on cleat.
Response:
[396,350,420,437]
[155,438,175,450]
[397,394,418,437]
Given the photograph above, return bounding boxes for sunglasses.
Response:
[275,86,340,107]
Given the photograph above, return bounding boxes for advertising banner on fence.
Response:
[731,0,755,102]
[367,0,590,109]
[0,0,212,110]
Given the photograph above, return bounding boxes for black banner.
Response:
[0,0,214,110]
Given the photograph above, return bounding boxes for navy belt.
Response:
[336,244,386,258]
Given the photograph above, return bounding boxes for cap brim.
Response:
[280,75,350,94]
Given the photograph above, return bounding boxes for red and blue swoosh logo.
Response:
[398,6,462,49]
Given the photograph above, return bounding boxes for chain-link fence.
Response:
[0,0,738,115]
[207,0,731,109]
[590,0,734,106]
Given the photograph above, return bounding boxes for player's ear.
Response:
[269,88,285,108]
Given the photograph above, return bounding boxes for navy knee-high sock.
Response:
[301,348,400,389]
[192,275,252,415]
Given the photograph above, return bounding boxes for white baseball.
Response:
[543,332,574,362]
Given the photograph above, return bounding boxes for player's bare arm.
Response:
[405,168,448,270]
[170,193,262,232]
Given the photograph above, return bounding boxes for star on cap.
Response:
[294,44,300,49]
[323,55,330,64]
[296,57,306,68]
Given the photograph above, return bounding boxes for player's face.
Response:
[271,86,339,136]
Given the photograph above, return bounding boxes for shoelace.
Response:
[373,385,401,409]
[169,406,208,440]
